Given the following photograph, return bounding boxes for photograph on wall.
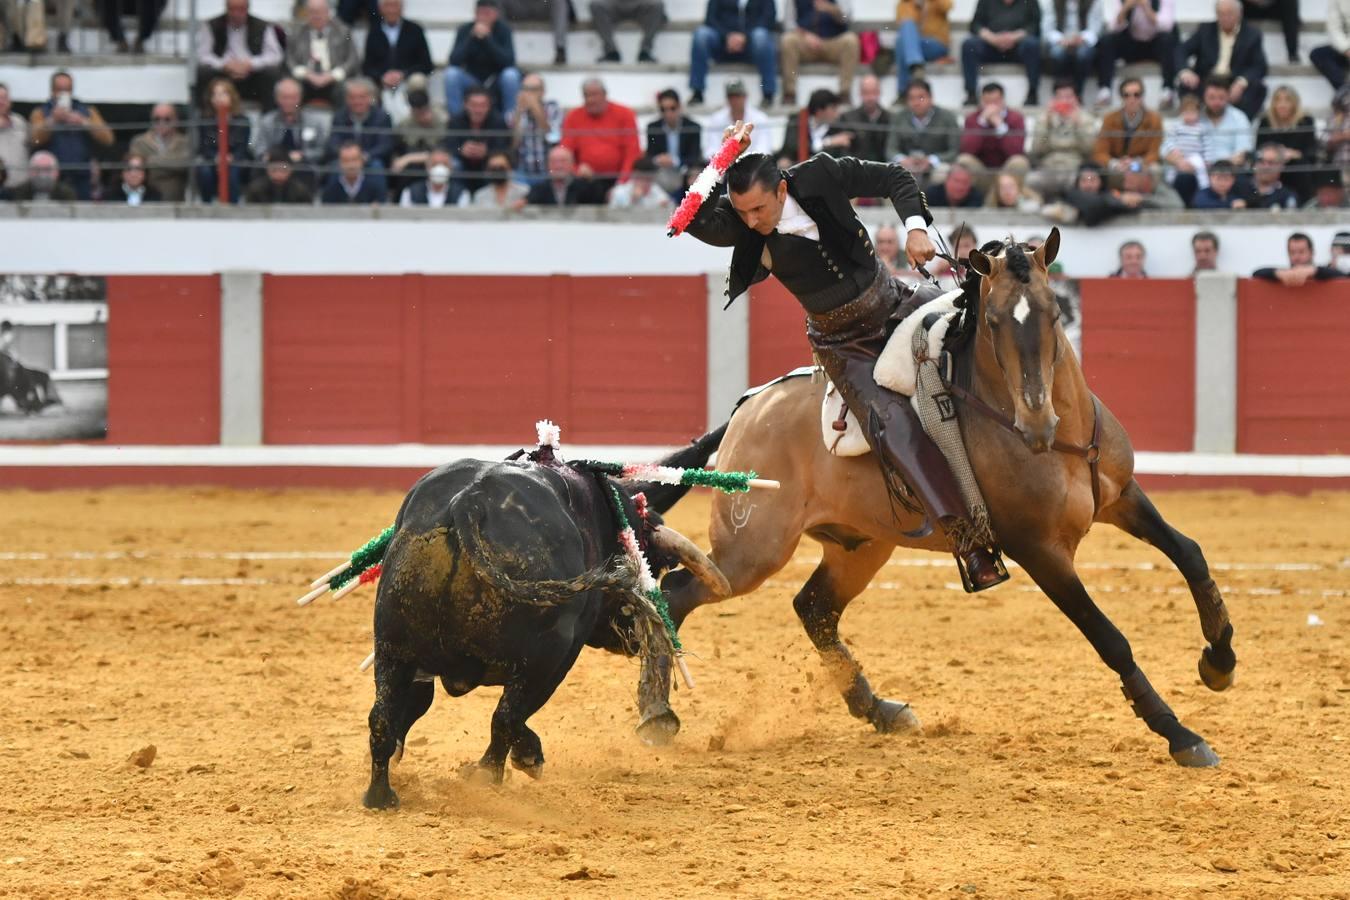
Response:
[0,275,108,441]
[1049,274,1083,360]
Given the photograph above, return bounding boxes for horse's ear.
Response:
[1036,227,1061,269]
[968,249,994,277]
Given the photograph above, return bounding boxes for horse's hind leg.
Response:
[1017,545,1220,768]
[1100,480,1236,691]
[793,540,918,734]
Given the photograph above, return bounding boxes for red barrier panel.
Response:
[748,280,812,386]
[264,275,707,445]
[1237,279,1350,454]
[1079,278,1195,452]
[106,275,220,444]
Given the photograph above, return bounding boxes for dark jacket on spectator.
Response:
[704,0,777,34]
[447,110,510,173]
[362,17,433,81]
[837,106,891,162]
[1249,183,1298,210]
[1252,264,1343,281]
[326,106,395,164]
[448,20,516,82]
[208,13,271,57]
[1177,22,1267,88]
[969,0,1041,36]
[321,175,385,203]
[1192,185,1249,208]
[645,116,703,166]
[404,180,465,205]
[924,180,984,207]
[244,175,315,205]
[792,0,847,38]
[115,184,164,203]
[526,178,592,206]
[6,181,78,201]
[196,115,254,163]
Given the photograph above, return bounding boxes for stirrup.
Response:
[955,548,1010,594]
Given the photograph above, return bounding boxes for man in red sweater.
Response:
[561,78,641,203]
[957,81,1028,172]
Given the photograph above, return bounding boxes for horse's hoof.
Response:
[1198,649,1235,692]
[510,754,545,780]
[636,707,681,747]
[1171,740,1221,768]
[870,699,921,735]
[362,785,400,810]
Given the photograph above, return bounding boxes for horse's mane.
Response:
[1004,239,1032,284]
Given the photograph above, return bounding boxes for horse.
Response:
[636,227,1237,768]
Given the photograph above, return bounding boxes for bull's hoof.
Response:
[362,784,400,810]
[460,760,505,785]
[1171,739,1221,768]
[869,699,921,734]
[510,754,545,780]
[1198,648,1236,692]
[636,707,681,747]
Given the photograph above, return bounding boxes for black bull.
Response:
[363,430,727,810]
[0,353,61,414]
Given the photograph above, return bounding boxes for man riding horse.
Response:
[686,123,1007,592]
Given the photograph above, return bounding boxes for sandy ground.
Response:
[1,487,1348,899]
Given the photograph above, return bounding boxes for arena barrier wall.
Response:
[4,272,1349,491]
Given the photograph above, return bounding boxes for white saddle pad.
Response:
[819,289,965,458]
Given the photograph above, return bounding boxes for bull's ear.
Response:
[968,249,994,277]
[1036,227,1061,269]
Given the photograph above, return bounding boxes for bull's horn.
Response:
[649,526,731,598]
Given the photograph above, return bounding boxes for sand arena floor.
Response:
[1,487,1348,899]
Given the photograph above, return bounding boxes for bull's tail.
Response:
[631,422,729,515]
[450,493,640,608]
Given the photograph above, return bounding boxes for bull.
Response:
[0,353,61,414]
[363,428,727,810]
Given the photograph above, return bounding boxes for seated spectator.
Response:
[1191,159,1248,208]
[1192,230,1220,272]
[1160,92,1207,193]
[836,75,890,162]
[1305,169,1348,209]
[778,89,850,165]
[894,0,951,96]
[1256,86,1317,202]
[780,0,860,105]
[500,0,568,65]
[1044,157,1180,223]
[111,154,162,205]
[1240,0,1299,64]
[885,79,961,185]
[690,0,778,106]
[8,151,77,202]
[1028,78,1097,198]
[448,87,510,197]
[1095,0,1178,109]
[1042,0,1101,100]
[1311,0,1350,90]
[255,78,329,181]
[702,80,774,158]
[1091,77,1162,173]
[961,0,1042,107]
[194,78,253,203]
[446,0,522,116]
[129,102,190,202]
[469,151,529,208]
[526,144,596,206]
[1248,143,1298,209]
[609,157,674,208]
[103,0,166,53]
[391,84,447,185]
[874,224,904,276]
[509,72,562,185]
[1111,239,1148,278]
[925,161,984,207]
[326,78,395,184]
[321,141,385,203]
[1253,233,1344,285]
[243,148,315,204]
[928,225,979,277]
[646,89,702,196]
[1177,0,1267,120]
[362,0,433,95]
[0,84,31,193]
[589,0,665,63]
[401,147,465,207]
[958,82,1028,173]
[1329,85,1350,178]
[984,168,1042,211]
[29,71,114,201]
[1332,231,1350,274]
[195,0,284,109]
[1043,160,1104,222]
[1172,75,1254,204]
[287,0,360,107]
[561,79,640,199]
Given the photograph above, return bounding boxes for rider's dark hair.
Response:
[726,153,782,195]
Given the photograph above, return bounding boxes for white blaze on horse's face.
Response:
[1012,295,1031,325]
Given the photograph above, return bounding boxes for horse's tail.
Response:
[630,422,729,515]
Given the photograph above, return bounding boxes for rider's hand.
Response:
[905,229,935,269]
[723,120,755,155]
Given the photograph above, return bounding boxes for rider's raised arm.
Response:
[684,191,743,248]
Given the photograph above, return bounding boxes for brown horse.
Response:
[638,228,1237,767]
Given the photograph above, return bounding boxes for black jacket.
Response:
[362,18,433,81]
[687,153,932,303]
[526,178,593,206]
[1177,22,1267,87]
[321,175,385,204]
[645,116,703,167]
